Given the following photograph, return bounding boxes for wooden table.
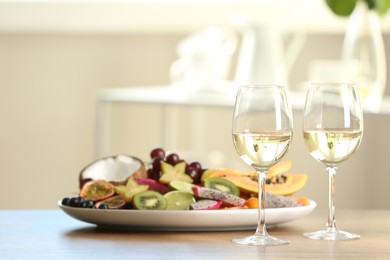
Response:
[1,209,389,259]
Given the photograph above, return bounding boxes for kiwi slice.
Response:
[164,191,194,210]
[132,190,167,210]
[204,177,240,197]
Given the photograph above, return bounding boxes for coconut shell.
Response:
[79,154,147,189]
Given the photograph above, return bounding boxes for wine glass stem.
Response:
[255,170,267,237]
[326,166,337,232]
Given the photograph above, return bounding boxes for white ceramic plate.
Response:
[58,200,316,231]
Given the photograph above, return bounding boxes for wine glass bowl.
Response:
[302,83,363,240]
[231,85,293,246]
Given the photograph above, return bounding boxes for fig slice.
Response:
[79,154,147,189]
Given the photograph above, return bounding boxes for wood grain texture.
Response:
[0,210,389,259]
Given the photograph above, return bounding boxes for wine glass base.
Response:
[303,229,360,241]
[232,234,289,246]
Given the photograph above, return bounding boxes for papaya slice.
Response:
[267,160,292,178]
[203,161,291,182]
[203,166,307,196]
[204,168,255,181]
[266,173,308,196]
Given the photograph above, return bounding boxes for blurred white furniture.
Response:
[96,86,237,157]
[95,85,390,157]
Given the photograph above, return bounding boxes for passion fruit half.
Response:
[94,195,128,209]
[79,154,147,189]
[79,180,115,202]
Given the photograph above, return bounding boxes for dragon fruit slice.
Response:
[192,186,246,207]
[136,178,170,194]
[265,192,299,208]
[190,199,223,210]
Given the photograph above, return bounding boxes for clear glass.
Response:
[302,83,363,240]
[231,85,293,246]
[342,0,386,112]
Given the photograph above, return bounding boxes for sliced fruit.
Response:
[79,180,115,202]
[203,161,291,183]
[114,179,149,203]
[132,190,167,210]
[136,178,170,194]
[164,191,194,210]
[202,168,250,181]
[203,167,307,196]
[293,197,311,206]
[190,199,223,210]
[192,186,246,207]
[246,193,300,209]
[201,168,256,193]
[267,160,292,178]
[200,169,217,183]
[159,161,193,184]
[79,154,147,189]
[266,174,308,196]
[204,177,240,196]
[169,180,196,194]
[94,195,127,209]
[265,192,299,208]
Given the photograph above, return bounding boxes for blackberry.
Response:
[83,200,94,208]
[68,197,79,207]
[98,203,108,209]
[76,197,85,207]
[61,197,71,206]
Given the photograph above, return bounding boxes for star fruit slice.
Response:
[159,161,193,184]
[114,179,148,203]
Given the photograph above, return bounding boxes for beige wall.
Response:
[1,32,389,211]
[0,33,180,209]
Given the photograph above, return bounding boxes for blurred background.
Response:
[1,0,390,211]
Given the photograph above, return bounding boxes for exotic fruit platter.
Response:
[59,148,316,231]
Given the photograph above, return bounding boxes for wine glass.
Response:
[302,82,363,240]
[232,85,293,246]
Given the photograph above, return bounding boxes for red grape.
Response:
[147,168,160,180]
[186,166,201,184]
[150,148,165,160]
[188,161,202,172]
[166,153,180,165]
[152,157,164,172]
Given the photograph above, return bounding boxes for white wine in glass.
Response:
[302,83,363,240]
[232,85,293,246]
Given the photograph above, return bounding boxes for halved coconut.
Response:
[79,154,147,189]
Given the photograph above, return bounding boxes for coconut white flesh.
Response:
[82,154,142,182]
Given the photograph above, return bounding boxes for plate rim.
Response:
[58,199,317,231]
